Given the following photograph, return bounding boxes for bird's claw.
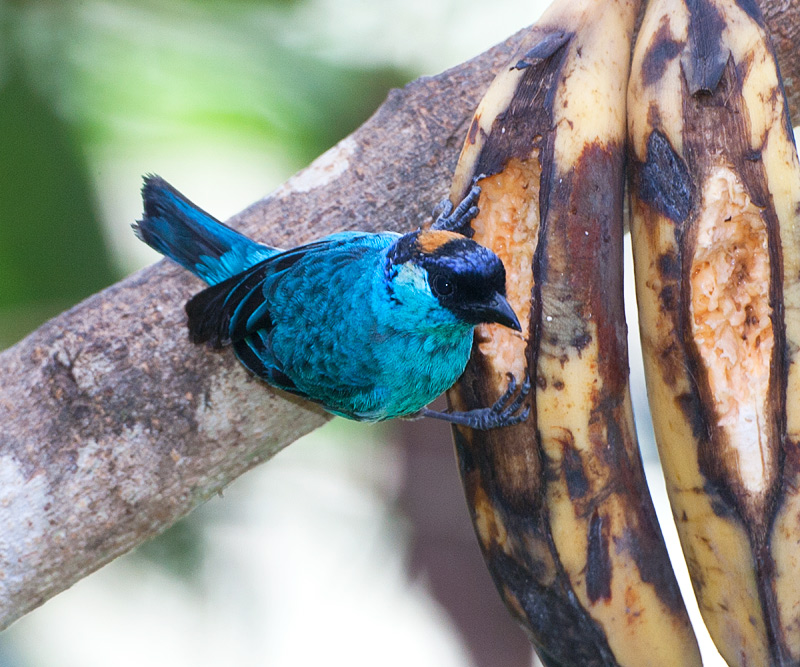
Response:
[417,372,531,430]
[477,372,531,430]
[431,178,484,236]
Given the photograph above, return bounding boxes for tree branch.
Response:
[0,2,797,629]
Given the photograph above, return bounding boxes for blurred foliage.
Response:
[0,67,117,336]
[0,0,413,582]
[0,0,413,348]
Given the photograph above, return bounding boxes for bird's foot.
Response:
[431,177,484,236]
[418,373,531,430]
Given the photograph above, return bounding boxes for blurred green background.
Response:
[0,1,552,666]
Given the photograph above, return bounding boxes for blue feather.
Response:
[134,175,276,285]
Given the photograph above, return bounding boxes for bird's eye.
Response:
[432,273,455,297]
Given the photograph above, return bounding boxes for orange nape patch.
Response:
[689,165,776,498]
[415,229,462,253]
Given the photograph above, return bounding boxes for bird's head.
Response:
[385,230,520,332]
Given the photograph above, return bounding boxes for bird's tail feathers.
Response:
[184,277,237,348]
[134,175,276,285]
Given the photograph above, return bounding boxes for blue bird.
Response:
[134,176,529,429]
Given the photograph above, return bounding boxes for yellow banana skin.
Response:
[628,0,800,662]
[444,0,701,663]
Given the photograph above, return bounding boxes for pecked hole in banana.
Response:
[689,165,774,496]
[470,156,542,388]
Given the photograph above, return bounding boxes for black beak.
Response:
[474,293,521,331]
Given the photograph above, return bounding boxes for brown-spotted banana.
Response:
[628,0,800,662]
[441,0,702,663]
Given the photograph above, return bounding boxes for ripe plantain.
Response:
[628,0,800,662]
[442,0,701,663]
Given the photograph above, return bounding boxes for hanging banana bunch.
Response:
[442,0,701,663]
[628,0,800,662]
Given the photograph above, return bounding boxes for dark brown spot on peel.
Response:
[561,437,590,500]
[676,391,710,442]
[647,101,662,129]
[621,520,688,613]
[467,117,480,145]
[586,510,612,603]
[572,331,592,351]
[659,283,678,312]
[658,251,681,280]
[704,481,738,520]
[635,130,693,224]
[641,17,684,86]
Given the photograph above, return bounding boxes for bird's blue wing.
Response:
[185,231,385,347]
[233,328,385,416]
[185,231,375,346]
[186,230,399,416]
[232,329,308,397]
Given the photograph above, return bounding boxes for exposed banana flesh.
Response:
[628,0,800,662]
[443,0,701,663]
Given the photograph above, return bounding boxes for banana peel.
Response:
[443,0,701,663]
[628,0,800,662]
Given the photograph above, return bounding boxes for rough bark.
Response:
[0,1,797,630]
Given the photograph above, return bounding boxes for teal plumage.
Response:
[134,176,528,429]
